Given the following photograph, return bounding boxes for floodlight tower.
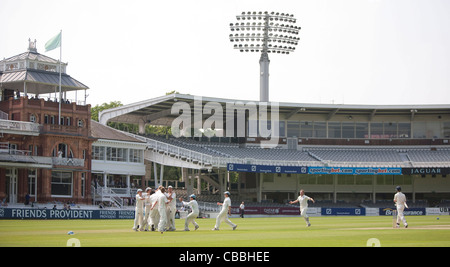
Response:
[230,11,301,102]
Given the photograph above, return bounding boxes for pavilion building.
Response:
[0,39,92,205]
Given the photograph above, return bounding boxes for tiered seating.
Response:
[307,147,406,167]
[148,135,225,158]
[145,135,322,166]
[439,200,450,207]
[212,146,318,163]
[144,135,450,168]
[407,148,450,167]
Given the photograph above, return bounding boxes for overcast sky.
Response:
[1,0,449,106]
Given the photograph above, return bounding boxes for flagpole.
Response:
[58,30,62,125]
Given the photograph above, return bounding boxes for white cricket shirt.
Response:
[157,193,168,211]
[394,192,407,207]
[183,200,199,214]
[165,191,177,209]
[221,197,231,213]
[135,194,144,210]
[297,195,311,210]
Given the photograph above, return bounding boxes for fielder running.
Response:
[212,191,237,231]
[394,186,409,228]
[179,194,200,231]
[289,189,315,227]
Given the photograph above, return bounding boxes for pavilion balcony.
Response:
[0,96,89,114]
[0,119,41,136]
[0,152,84,168]
[52,157,84,167]
[0,97,90,137]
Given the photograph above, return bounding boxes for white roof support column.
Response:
[138,120,146,135]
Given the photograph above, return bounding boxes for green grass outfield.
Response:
[0,215,449,247]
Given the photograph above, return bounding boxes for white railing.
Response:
[0,149,84,167]
[92,186,124,209]
[110,191,124,209]
[0,110,8,120]
[52,157,84,167]
[245,158,324,167]
[197,201,221,212]
[0,142,9,153]
[409,161,450,168]
[126,133,242,168]
[0,154,52,165]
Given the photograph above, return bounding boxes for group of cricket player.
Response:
[132,186,237,233]
[132,185,409,232]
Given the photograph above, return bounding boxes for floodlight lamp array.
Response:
[230,11,300,54]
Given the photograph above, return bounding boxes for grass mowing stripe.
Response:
[0,215,449,247]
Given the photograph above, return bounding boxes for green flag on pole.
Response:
[45,31,63,124]
[45,31,61,52]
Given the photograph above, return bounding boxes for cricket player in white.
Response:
[212,191,237,231]
[149,189,160,231]
[289,189,315,227]
[179,194,200,231]
[142,187,153,231]
[156,187,170,233]
[165,186,177,231]
[394,186,408,228]
[132,189,145,231]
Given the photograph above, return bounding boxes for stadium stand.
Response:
[407,148,450,167]
[142,134,450,168]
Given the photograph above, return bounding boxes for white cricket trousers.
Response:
[158,208,168,232]
[185,211,199,230]
[214,211,236,229]
[300,207,310,224]
[300,207,309,218]
[142,205,152,230]
[133,208,143,230]
[396,205,408,226]
[166,206,177,230]
[149,208,160,230]
[158,208,167,232]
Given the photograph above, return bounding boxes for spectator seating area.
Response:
[307,147,406,167]
[145,135,450,168]
[140,135,450,210]
[407,149,450,167]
